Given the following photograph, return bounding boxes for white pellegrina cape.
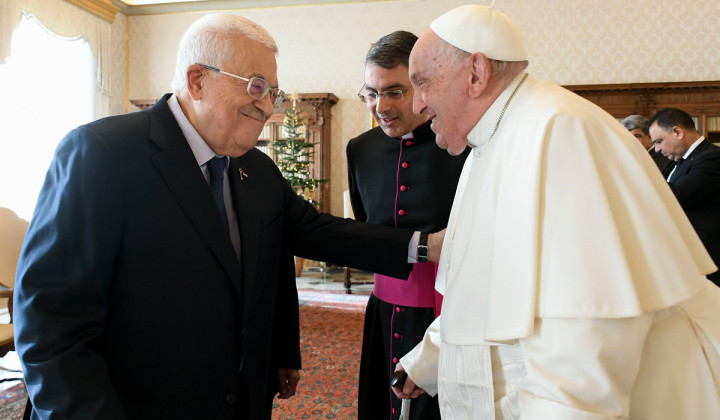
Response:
[402,72,720,419]
[441,73,713,341]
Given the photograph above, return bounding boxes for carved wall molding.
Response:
[563,81,720,118]
[564,81,720,141]
[64,0,119,23]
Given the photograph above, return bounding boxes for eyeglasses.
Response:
[357,84,409,104]
[196,63,286,108]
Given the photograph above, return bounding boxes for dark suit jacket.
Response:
[14,95,413,420]
[667,139,720,284]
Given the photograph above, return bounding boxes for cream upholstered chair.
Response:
[0,207,29,356]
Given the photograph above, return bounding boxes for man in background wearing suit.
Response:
[14,14,441,420]
[347,30,468,420]
[622,114,673,175]
[650,107,720,285]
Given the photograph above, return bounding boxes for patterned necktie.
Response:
[207,156,229,226]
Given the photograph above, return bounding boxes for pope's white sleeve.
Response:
[516,315,653,419]
[400,315,442,397]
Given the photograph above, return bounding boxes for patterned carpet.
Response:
[0,381,26,420]
[271,289,369,419]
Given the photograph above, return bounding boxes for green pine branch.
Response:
[271,106,327,207]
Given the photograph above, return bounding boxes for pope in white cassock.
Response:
[393,4,720,420]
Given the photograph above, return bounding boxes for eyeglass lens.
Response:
[196,63,285,107]
[360,90,404,103]
[247,77,284,107]
[247,78,270,99]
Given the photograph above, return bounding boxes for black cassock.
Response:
[347,121,469,420]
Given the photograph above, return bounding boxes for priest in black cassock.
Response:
[347,31,469,420]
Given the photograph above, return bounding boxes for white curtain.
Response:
[1,0,113,113]
[0,13,95,220]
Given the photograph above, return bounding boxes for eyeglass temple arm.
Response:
[196,63,220,73]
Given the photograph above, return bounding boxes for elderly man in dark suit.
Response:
[649,107,720,285]
[13,13,441,420]
[621,114,673,175]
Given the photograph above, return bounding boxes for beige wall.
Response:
[126,0,720,215]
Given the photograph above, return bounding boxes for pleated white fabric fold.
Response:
[438,343,495,419]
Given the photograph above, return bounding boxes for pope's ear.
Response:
[468,52,490,98]
[186,63,206,100]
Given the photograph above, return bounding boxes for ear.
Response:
[186,63,206,100]
[672,126,684,139]
[468,52,490,98]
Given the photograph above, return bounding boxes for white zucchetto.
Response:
[430,4,527,62]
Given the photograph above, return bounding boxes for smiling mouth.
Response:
[378,114,397,123]
[243,111,269,123]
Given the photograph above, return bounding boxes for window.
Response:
[0,14,94,221]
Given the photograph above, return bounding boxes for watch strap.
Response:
[417,232,429,263]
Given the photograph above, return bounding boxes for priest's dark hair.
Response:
[365,30,418,69]
[649,108,698,133]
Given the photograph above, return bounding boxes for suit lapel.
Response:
[676,139,712,179]
[146,96,243,299]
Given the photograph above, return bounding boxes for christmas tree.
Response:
[272,104,326,208]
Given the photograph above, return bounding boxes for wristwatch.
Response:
[417,232,429,263]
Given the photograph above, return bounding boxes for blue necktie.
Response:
[207,156,229,226]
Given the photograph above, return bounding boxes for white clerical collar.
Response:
[467,71,528,151]
[682,136,705,159]
[167,94,218,167]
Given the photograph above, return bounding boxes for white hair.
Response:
[170,13,279,93]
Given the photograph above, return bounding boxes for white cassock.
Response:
[400,72,720,419]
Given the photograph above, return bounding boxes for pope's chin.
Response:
[436,136,466,156]
[434,135,451,153]
[446,146,466,156]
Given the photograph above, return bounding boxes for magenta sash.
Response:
[373,261,443,316]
